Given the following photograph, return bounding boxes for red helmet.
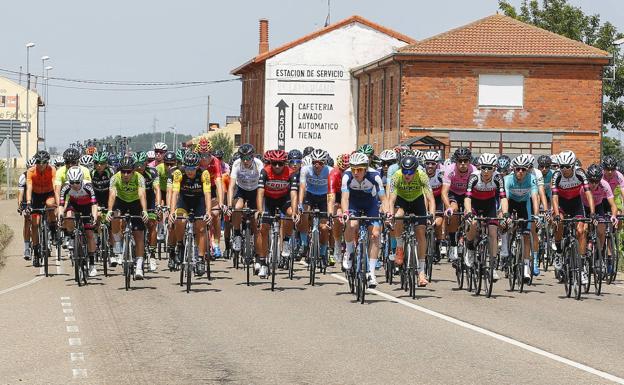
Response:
[336,153,350,171]
[264,149,287,162]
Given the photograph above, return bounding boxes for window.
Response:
[0,95,5,107]
[234,134,241,146]
[478,74,524,108]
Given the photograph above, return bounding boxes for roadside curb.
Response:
[0,223,15,270]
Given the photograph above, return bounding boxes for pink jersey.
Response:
[580,179,613,207]
[604,170,624,194]
[442,163,476,195]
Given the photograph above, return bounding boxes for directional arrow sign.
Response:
[276,99,289,150]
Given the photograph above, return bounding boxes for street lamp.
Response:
[44,65,53,150]
[170,125,177,150]
[25,42,35,163]
[41,56,51,150]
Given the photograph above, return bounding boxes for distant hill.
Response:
[88,132,194,153]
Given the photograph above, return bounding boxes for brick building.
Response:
[231,16,414,156]
[352,14,611,165]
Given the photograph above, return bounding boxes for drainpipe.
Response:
[397,61,403,146]
[355,75,360,147]
[367,73,371,144]
[382,67,386,150]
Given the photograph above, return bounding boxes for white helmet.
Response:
[302,155,312,167]
[443,158,452,168]
[413,149,423,160]
[310,149,328,162]
[525,154,535,167]
[478,153,498,167]
[154,142,168,151]
[146,150,156,159]
[511,154,532,168]
[550,154,560,166]
[27,157,36,168]
[423,150,441,163]
[79,155,93,167]
[558,150,576,166]
[349,152,369,167]
[379,149,397,162]
[66,166,84,183]
[53,156,64,167]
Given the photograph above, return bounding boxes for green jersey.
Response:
[110,171,145,203]
[156,163,169,191]
[389,169,431,201]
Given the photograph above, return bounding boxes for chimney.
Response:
[259,19,269,55]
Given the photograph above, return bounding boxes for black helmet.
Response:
[400,156,418,170]
[213,149,224,159]
[587,163,603,181]
[602,155,618,170]
[454,147,472,161]
[163,151,176,164]
[230,152,241,165]
[118,156,135,171]
[238,143,255,157]
[35,150,50,163]
[288,149,303,160]
[183,151,200,167]
[303,146,315,157]
[537,155,552,168]
[326,156,334,167]
[63,148,80,163]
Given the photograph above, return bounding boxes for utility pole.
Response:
[152,117,158,146]
[206,96,210,132]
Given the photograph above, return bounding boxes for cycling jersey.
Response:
[443,163,476,195]
[110,171,145,203]
[551,169,590,200]
[603,170,624,196]
[258,166,298,200]
[299,164,332,195]
[542,169,554,198]
[388,169,431,202]
[59,182,97,207]
[427,167,444,198]
[200,157,222,187]
[18,172,26,192]
[504,173,537,202]
[581,179,613,208]
[54,165,92,187]
[166,166,179,190]
[466,171,506,201]
[156,163,169,191]
[327,168,343,196]
[341,168,385,201]
[231,158,264,191]
[91,167,114,206]
[27,165,56,194]
[531,168,544,187]
[171,169,211,198]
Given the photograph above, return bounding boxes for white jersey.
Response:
[531,168,544,187]
[231,158,264,191]
[18,172,26,192]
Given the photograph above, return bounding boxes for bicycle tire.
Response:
[124,236,131,291]
[409,241,417,299]
[185,233,194,293]
[271,231,278,291]
[42,224,49,277]
[244,226,252,286]
[309,230,318,286]
[605,233,618,285]
[426,229,435,282]
[360,240,368,304]
[80,237,88,287]
[569,239,581,300]
[474,242,484,296]
[517,237,525,294]
[593,242,603,295]
[484,243,494,298]
[288,237,295,280]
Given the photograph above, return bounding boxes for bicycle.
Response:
[558,216,590,300]
[344,213,383,304]
[302,209,330,287]
[61,214,92,287]
[537,212,555,271]
[156,206,169,260]
[113,213,145,291]
[506,215,537,294]
[446,212,470,291]
[424,218,436,283]
[603,216,622,285]
[96,210,112,277]
[381,223,394,285]
[231,208,256,286]
[177,209,198,294]
[260,211,293,291]
[469,216,499,298]
[29,206,57,277]
[393,214,432,299]
[585,221,604,296]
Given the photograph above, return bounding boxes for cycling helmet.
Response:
[471,156,479,166]
[413,149,423,161]
[393,145,409,154]
[326,156,334,167]
[175,148,187,162]
[443,158,453,168]
[357,144,374,156]
[349,152,369,167]
[53,156,65,168]
[497,155,511,171]
[146,150,156,160]
[230,152,241,165]
[66,166,84,184]
[302,155,312,167]
[310,149,328,163]
[525,154,536,167]
[303,146,315,157]
[336,154,350,170]
[550,154,560,166]
[379,149,397,162]
[400,156,418,171]
[195,137,212,154]
[118,156,135,171]
[35,150,50,163]
[478,153,498,167]
[558,150,576,167]
[453,147,471,161]
[93,152,109,164]
[63,148,80,163]
[163,151,176,164]
[132,152,147,165]
[602,155,618,170]
[423,150,441,163]
[238,143,255,157]
[183,151,201,167]
[586,164,603,181]
[511,154,532,168]
[288,149,302,160]
[537,155,551,168]
[108,153,118,167]
[79,154,93,167]
[264,149,288,162]
[27,157,36,168]
[213,149,224,159]
[154,142,168,151]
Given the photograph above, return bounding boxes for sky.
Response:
[3,0,622,149]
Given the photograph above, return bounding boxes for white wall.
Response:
[264,22,408,158]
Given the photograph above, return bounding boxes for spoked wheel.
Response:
[473,244,484,296]
[484,247,494,298]
[426,233,435,283]
[605,234,618,285]
[358,271,366,304]
[124,241,132,291]
[270,236,278,291]
[455,260,464,290]
[569,240,581,300]
[593,245,603,295]
[516,238,525,293]
[184,240,194,293]
[309,231,319,286]
[385,258,394,285]
[346,267,355,293]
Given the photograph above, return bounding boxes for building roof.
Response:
[398,14,609,59]
[231,15,415,75]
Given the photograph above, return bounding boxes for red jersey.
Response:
[328,168,343,194]
[258,165,298,200]
[200,157,222,186]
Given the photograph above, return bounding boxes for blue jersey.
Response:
[341,168,385,202]
[299,164,331,195]
[542,169,553,198]
[504,173,538,203]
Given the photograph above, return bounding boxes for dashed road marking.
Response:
[61,302,71,307]
[70,353,85,362]
[68,338,81,346]
[72,369,88,379]
[63,308,73,314]
[60,296,70,300]
[65,316,76,322]
[66,325,79,333]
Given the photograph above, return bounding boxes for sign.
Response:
[0,137,20,159]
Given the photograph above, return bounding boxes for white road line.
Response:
[330,273,624,384]
[65,316,76,322]
[63,308,73,314]
[0,276,44,296]
[61,302,71,307]
[70,353,85,362]
[72,369,88,379]
[60,296,70,300]
[66,325,79,333]
[68,338,81,346]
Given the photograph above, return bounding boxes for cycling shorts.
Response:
[112,198,145,231]
[176,196,206,218]
[303,192,327,212]
[395,195,427,226]
[263,197,291,224]
[558,196,585,218]
[471,197,498,225]
[95,191,109,208]
[585,203,605,217]
[66,204,95,230]
[448,191,466,212]
[32,190,55,211]
[348,199,381,227]
[233,187,258,210]
[508,198,529,231]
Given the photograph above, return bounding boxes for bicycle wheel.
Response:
[484,243,494,298]
[517,239,525,294]
[309,231,318,286]
[359,249,367,304]
[507,239,516,292]
[605,233,618,285]
[455,258,464,290]
[288,237,295,280]
[123,237,131,291]
[244,227,252,286]
[42,225,49,277]
[270,232,278,291]
[185,235,194,293]
[409,241,417,299]
[593,243,603,295]
[569,239,581,300]
[426,229,435,282]
[473,242,484,296]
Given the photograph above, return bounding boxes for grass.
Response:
[0,223,14,270]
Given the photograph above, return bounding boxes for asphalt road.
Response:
[1,198,624,385]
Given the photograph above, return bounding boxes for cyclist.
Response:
[288,149,303,175]
[422,150,446,260]
[53,156,65,169]
[378,149,398,186]
[602,155,624,215]
[537,155,554,202]
[150,142,168,167]
[551,150,594,283]
[91,152,114,209]
[18,158,36,260]
[134,152,161,272]
[526,154,549,213]
[214,149,232,258]
[80,154,94,170]
[441,147,476,262]
[584,164,618,248]
[58,167,100,277]
[25,150,57,268]
[328,154,350,264]
[298,149,332,265]
[106,156,149,279]
[227,144,263,255]
[256,150,298,279]
[340,152,386,288]
[386,155,434,287]
[156,151,176,246]
[169,151,212,276]
[464,153,508,281]
[497,155,511,177]
[504,154,541,281]
[55,148,92,209]
[357,143,375,168]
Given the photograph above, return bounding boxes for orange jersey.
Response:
[27,165,56,194]
[222,173,230,192]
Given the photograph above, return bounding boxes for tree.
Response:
[210,132,234,163]
[602,137,624,163]
[499,0,624,132]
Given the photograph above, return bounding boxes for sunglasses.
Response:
[289,159,302,164]
[560,165,573,170]
[402,168,416,176]
[457,159,470,164]
[95,162,107,166]
[514,167,527,172]
[271,162,285,167]
[480,166,494,171]
[241,156,253,161]
[605,168,616,172]
[184,166,197,172]
[312,161,325,166]
[69,181,81,185]
[120,170,133,174]
[425,162,437,167]
[36,160,48,165]
[381,161,394,167]
[589,179,601,184]
[154,150,166,154]
[350,167,366,173]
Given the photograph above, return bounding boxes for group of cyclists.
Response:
[15,136,624,296]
